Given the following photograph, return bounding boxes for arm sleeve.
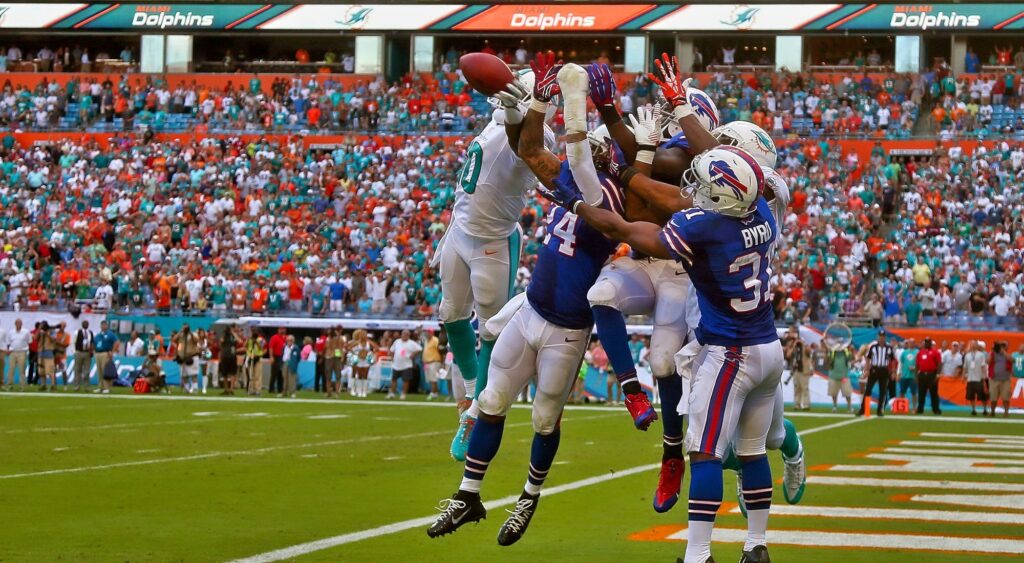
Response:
[566,139,605,207]
[657,213,698,267]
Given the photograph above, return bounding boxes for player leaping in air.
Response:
[434,55,557,462]
[427,57,630,546]
[539,132,783,562]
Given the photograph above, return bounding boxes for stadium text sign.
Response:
[452,4,656,32]
[889,5,981,30]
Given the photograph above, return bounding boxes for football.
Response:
[459,52,514,96]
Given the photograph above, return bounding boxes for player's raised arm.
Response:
[536,177,670,260]
[517,52,562,188]
[587,63,638,163]
[608,125,692,219]
[559,63,605,206]
[648,53,718,156]
[494,79,531,157]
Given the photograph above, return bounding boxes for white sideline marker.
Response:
[918,431,1024,440]
[910,493,1024,512]
[806,475,1024,492]
[227,463,661,563]
[728,503,1024,525]
[663,527,1024,555]
[885,447,1024,459]
[828,463,1024,475]
[898,440,1024,451]
[868,452,1024,466]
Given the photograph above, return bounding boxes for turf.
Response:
[2,390,1022,562]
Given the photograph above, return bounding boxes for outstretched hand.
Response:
[530,51,562,103]
[586,63,616,107]
[537,177,583,213]
[647,52,692,109]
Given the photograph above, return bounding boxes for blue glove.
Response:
[537,177,583,213]
[586,63,616,107]
[605,137,629,178]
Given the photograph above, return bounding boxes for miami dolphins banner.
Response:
[6,3,1024,31]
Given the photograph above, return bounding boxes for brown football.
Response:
[459,52,515,96]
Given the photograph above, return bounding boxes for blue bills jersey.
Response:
[527,161,625,330]
[661,131,690,152]
[658,198,779,346]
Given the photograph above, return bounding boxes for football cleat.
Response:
[497,491,540,546]
[782,446,806,505]
[450,411,477,462]
[426,490,486,538]
[740,545,770,563]
[653,457,685,513]
[735,469,747,519]
[624,392,658,431]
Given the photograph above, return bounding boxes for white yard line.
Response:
[1,411,343,434]
[663,527,1024,555]
[728,503,1024,525]
[0,413,617,481]
[898,440,1024,450]
[806,475,1024,492]
[918,431,1024,441]
[796,417,867,436]
[227,463,661,563]
[885,447,1024,459]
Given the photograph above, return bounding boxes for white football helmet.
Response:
[683,145,764,217]
[587,124,613,167]
[713,121,778,168]
[656,87,720,140]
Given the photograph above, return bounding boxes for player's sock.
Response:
[685,458,723,563]
[475,338,495,400]
[591,306,641,395]
[445,319,478,397]
[658,375,684,459]
[459,416,504,493]
[780,418,802,460]
[524,427,560,496]
[740,455,772,552]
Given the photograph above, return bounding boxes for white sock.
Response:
[684,521,714,563]
[459,476,482,493]
[467,400,480,418]
[463,377,476,399]
[744,509,769,552]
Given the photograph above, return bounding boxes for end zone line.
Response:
[229,416,867,562]
[0,392,854,418]
[227,463,661,563]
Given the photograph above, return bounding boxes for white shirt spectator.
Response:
[990,294,1012,317]
[125,336,145,357]
[6,326,31,352]
[390,338,422,371]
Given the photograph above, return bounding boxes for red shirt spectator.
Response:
[268,330,287,358]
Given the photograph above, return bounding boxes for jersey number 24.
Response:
[543,209,577,256]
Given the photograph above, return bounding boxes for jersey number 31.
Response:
[729,252,771,313]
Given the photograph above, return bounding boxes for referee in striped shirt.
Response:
[859,330,896,417]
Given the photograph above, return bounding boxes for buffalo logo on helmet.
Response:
[689,92,720,129]
[708,160,747,199]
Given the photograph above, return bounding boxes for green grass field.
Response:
[2,390,1023,562]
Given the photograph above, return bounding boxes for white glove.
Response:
[495,79,529,125]
[627,104,662,165]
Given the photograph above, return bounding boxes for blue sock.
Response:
[657,375,684,457]
[459,416,505,493]
[685,458,723,562]
[740,455,772,551]
[524,427,561,495]
[591,306,638,389]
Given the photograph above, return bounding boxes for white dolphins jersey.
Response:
[451,116,556,240]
